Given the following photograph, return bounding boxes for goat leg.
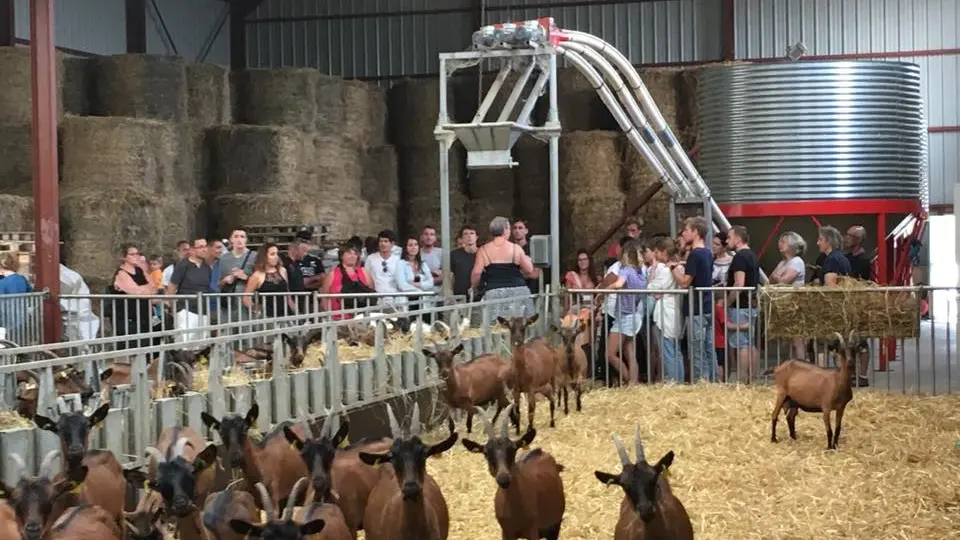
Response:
[525,390,537,432]
[465,408,474,434]
[822,410,835,450]
[770,392,787,443]
[513,389,523,435]
[562,385,569,416]
[786,407,798,440]
[574,381,582,412]
[833,402,847,449]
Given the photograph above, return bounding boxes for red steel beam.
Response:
[719,198,923,218]
[929,125,960,133]
[30,0,61,344]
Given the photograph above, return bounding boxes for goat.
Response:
[358,403,458,540]
[33,398,128,526]
[228,478,327,539]
[770,330,856,450]
[0,501,19,540]
[281,330,324,368]
[122,488,165,540]
[283,413,389,535]
[100,357,194,398]
[202,404,308,512]
[497,314,559,434]
[16,364,96,419]
[593,426,693,540]
[0,451,88,540]
[461,405,565,540]
[550,319,589,415]
[201,480,260,540]
[422,343,509,434]
[47,504,123,540]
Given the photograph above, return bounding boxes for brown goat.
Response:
[227,478,327,539]
[47,504,123,540]
[550,319,589,415]
[594,426,693,540]
[462,405,565,540]
[0,501,19,540]
[200,480,260,540]
[122,488,165,540]
[358,403,458,540]
[770,330,856,450]
[497,315,559,434]
[100,357,194,398]
[16,362,96,419]
[423,344,510,434]
[202,404,309,513]
[0,451,88,540]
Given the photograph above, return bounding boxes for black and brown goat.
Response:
[770,330,856,450]
[462,404,565,540]
[497,315,559,434]
[423,343,510,434]
[549,319,589,415]
[0,451,88,540]
[16,360,96,419]
[358,403,458,540]
[228,477,327,539]
[594,426,693,540]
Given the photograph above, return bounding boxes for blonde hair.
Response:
[0,253,19,272]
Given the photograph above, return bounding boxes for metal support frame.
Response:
[124,0,147,53]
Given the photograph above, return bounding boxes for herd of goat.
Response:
[0,310,862,539]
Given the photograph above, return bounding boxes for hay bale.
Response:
[513,135,550,234]
[639,67,681,133]
[61,116,177,193]
[466,168,515,200]
[312,135,362,198]
[233,68,318,131]
[61,56,95,116]
[397,143,467,199]
[209,194,317,235]
[342,80,387,148]
[208,125,312,194]
[622,139,671,235]
[403,193,467,238]
[560,131,623,197]
[317,196,369,239]
[465,198,515,237]
[186,63,231,127]
[95,54,187,121]
[759,278,920,339]
[367,202,398,235]
[175,123,212,195]
[0,47,64,124]
[0,195,32,231]
[0,124,32,195]
[533,67,616,131]
[315,74,346,132]
[561,192,625,261]
[361,145,399,204]
[677,66,702,150]
[387,79,453,147]
[159,196,193,251]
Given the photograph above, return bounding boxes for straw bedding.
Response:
[622,139,671,234]
[95,54,188,121]
[232,68,318,131]
[208,125,311,194]
[186,63,231,127]
[209,194,317,235]
[397,143,467,198]
[427,383,960,540]
[388,79,453,147]
[560,192,625,261]
[361,145,400,204]
[60,116,177,192]
[0,124,31,194]
[0,195,32,231]
[341,79,387,148]
[61,56,95,116]
[313,135,363,198]
[759,278,920,338]
[513,135,550,234]
[560,131,623,196]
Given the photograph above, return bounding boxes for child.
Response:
[147,255,164,292]
[648,237,683,382]
[714,296,727,382]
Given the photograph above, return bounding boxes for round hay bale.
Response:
[342,80,387,148]
[61,116,177,193]
[233,68,318,131]
[209,194,317,235]
[403,193,467,238]
[533,67,616,131]
[397,143,466,199]
[209,125,312,194]
[466,168,515,199]
[622,140,671,235]
[61,55,95,116]
[0,195,32,231]
[313,135,362,198]
[367,202,398,235]
[315,74,346,132]
[561,192,625,261]
[361,145,399,204]
[186,63,231,127]
[0,47,64,124]
[560,131,624,196]
[0,124,32,195]
[513,135,550,234]
[95,54,188,121]
[639,67,681,133]
[387,79,454,147]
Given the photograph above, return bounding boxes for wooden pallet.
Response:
[244,223,331,251]
[0,232,34,242]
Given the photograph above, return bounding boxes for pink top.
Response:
[329,265,369,320]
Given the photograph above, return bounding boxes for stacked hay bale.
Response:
[0,195,32,231]
[465,167,516,238]
[312,133,367,238]
[559,131,625,261]
[184,62,231,232]
[533,67,617,131]
[334,79,388,236]
[512,135,550,235]
[361,145,400,235]
[676,66,704,159]
[61,56,95,116]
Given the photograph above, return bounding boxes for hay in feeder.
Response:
[0,411,32,430]
[403,193,468,239]
[186,63,231,127]
[622,140,671,235]
[361,145,400,204]
[397,143,467,198]
[429,383,960,540]
[233,68,318,131]
[561,192,625,261]
[513,135,550,234]
[466,168,515,200]
[342,80,387,148]
[95,54,188,121]
[0,124,31,195]
[367,202,399,236]
[60,116,177,193]
[312,135,363,198]
[61,56,95,116]
[387,79,454,147]
[209,194,317,234]
[638,67,681,133]
[533,67,616,131]
[560,131,624,197]
[208,125,312,194]
[191,366,253,392]
[0,195,32,231]
[758,277,920,339]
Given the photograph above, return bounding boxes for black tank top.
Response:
[481,244,527,290]
[257,271,289,318]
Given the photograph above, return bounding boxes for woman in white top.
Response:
[398,236,435,313]
[769,231,807,360]
[647,237,684,382]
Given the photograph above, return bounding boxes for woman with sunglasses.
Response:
[398,236,435,317]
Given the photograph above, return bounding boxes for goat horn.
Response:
[283,477,308,520]
[385,404,403,439]
[634,425,646,463]
[832,331,846,349]
[125,522,141,537]
[497,403,514,439]
[611,433,631,466]
[84,393,102,415]
[173,437,192,458]
[254,482,275,521]
[144,446,165,464]
[7,454,25,480]
[297,407,314,439]
[848,329,858,345]
[409,403,421,437]
[473,406,495,439]
[327,414,340,440]
[39,450,61,479]
[167,362,189,383]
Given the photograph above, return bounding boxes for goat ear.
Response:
[88,403,111,427]
[283,426,304,450]
[358,452,389,466]
[426,431,459,458]
[200,412,220,430]
[549,324,559,333]
[516,427,537,449]
[461,439,484,454]
[99,368,114,382]
[525,314,539,326]
[123,468,148,486]
[451,343,464,356]
[196,345,214,362]
[229,520,259,536]
[421,348,435,358]
[332,421,350,448]
[496,317,509,328]
[281,333,294,346]
[655,450,675,472]
[594,471,620,486]
[301,518,326,535]
[245,404,260,428]
[194,444,220,472]
[34,415,58,433]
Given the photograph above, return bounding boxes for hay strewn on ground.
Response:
[186,63,231,127]
[341,80,387,148]
[361,145,399,204]
[233,68,318,131]
[560,131,623,195]
[513,135,550,234]
[428,383,960,540]
[60,116,177,192]
[61,56,95,116]
[561,193,625,261]
[0,124,31,194]
[209,125,311,194]
[313,135,362,198]
[95,54,187,121]
[759,278,920,338]
[622,139,671,234]
[209,194,317,234]
[388,80,453,147]
[397,143,466,198]
[0,195,32,231]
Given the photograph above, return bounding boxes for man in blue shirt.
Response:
[672,216,717,382]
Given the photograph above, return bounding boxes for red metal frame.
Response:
[754,215,785,259]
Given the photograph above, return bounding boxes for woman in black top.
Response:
[112,244,158,349]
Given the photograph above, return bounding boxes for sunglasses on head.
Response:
[382,260,389,273]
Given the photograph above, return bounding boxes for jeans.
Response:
[689,314,717,382]
[659,335,683,382]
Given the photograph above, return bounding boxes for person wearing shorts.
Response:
[725,226,760,382]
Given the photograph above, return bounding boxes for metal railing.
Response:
[0,292,45,346]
